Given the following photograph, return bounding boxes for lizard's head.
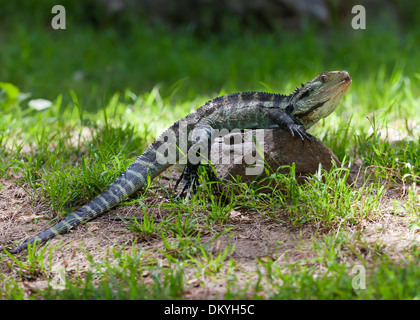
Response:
[287,70,352,129]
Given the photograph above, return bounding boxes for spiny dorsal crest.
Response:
[292,83,306,95]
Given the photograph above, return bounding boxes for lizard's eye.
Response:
[320,75,327,83]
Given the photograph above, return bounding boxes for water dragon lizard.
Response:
[7,70,351,253]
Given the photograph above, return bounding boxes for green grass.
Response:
[1,8,420,299]
[3,235,420,300]
[38,247,187,300]
[253,236,420,300]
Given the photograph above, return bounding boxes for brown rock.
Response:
[210,129,353,186]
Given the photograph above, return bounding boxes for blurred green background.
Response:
[0,0,419,112]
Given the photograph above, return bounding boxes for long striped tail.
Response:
[8,145,170,254]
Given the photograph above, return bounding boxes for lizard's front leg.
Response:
[267,108,312,143]
[174,123,213,199]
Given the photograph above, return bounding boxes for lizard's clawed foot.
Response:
[173,163,217,199]
[287,123,312,143]
[173,163,200,199]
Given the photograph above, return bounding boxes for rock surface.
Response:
[210,128,354,185]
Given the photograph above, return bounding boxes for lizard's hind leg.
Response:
[173,123,213,199]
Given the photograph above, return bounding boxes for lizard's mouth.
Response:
[324,76,351,96]
[333,75,351,93]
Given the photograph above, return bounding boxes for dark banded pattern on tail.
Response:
[9,144,171,254]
